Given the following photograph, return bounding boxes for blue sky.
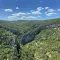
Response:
[0,0,60,20]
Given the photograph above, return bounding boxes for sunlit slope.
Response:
[0,28,16,60]
[21,28,60,60]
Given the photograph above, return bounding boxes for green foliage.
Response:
[21,28,60,60]
[0,18,60,60]
[0,28,16,60]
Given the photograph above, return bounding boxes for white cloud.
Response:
[3,9,13,12]
[8,6,44,20]
[37,7,44,11]
[45,12,56,16]
[46,13,54,16]
[19,16,26,20]
[26,12,31,15]
[31,7,44,15]
[31,10,41,15]
[58,9,60,11]
[45,8,56,16]
[37,16,41,17]
[12,12,26,16]
[8,12,27,20]
[45,7,49,9]
[16,7,19,9]
[20,16,37,20]
[8,15,37,20]
[8,16,19,20]
[7,7,58,20]
[26,16,37,19]
[48,9,55,12]
[30,7,44,15]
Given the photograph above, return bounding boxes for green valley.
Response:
[0,18,60,60]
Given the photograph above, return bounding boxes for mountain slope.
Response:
[21,28,60,60]
[0,18,60,60]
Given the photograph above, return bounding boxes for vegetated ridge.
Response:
[0,18,60,60]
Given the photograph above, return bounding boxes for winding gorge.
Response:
[0,19,60,60]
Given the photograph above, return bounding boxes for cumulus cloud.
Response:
[7,6,58,20]
[31,7,44,15]
[8,15,37,20]
[48,9,55,12]
[45,7,49,9]
[45,8,56,16]
[16,7,19,9]
[12,12,26,16]
[7,7,44,20]
[8,16,19,20]
[31,10,41,15]
[46,12,56,16]
[8,12,27,20]
[19,16,37,20]
[26,16,37,19]
[26,12,31,15]
[3,9,13,12]
[37,7,44,11]
[58,9,60,11]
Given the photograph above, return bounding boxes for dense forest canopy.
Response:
[0,18,60,60]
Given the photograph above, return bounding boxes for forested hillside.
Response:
[21,28,60,60]
[0,18,60,60]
